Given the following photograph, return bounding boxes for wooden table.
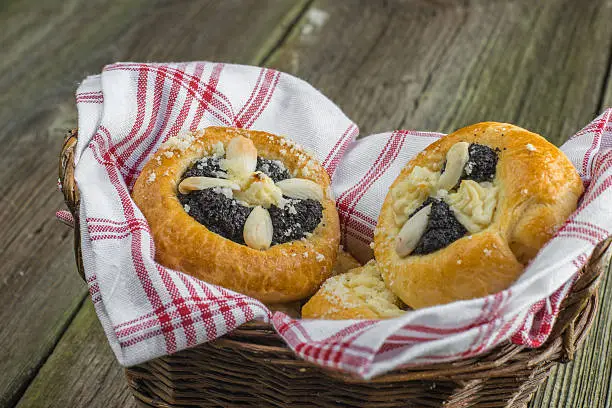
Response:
[1,1,611,407]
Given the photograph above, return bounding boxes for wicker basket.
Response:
[60,130,611,407]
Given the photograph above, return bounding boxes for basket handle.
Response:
[59,129,85,280]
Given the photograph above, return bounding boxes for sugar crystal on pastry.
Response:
[302,260,405,320]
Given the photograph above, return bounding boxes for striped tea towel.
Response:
[58,62,612,379]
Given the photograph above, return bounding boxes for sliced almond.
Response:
[178,177,240,194]
[437,141,470,191]
[395,204,432,257]
[276,178,324,201]
[223,136,257,175]
[243,206,273,250]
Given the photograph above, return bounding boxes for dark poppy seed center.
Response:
[178,155,323,246]
[440,143,499,185]
[256,157,291,182]
[269,199,323,245]
[410,197,467,255]
[179,189,250,244]
[464,144,499,182]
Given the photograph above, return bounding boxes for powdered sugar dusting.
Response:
[162,130,202,152]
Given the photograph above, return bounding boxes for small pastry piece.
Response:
[267,249,362,319]
[302,260,405,319]
[132,127,340,303]
[374,122,583,309]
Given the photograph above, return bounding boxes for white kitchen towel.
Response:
[67,61,611,379]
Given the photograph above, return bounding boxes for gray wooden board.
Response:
[268,0,612,142]
[9,0,612,407]
[0,0,309,406]
[14,301,140,408]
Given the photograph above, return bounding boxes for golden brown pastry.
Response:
[374,122,583,309]
[302,260,405,319]
[132,127,340,303]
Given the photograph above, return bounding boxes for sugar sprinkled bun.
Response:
[302,260,405,319]
[132,127,340,303]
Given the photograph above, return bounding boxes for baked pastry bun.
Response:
[374,122,583,309]
[132,127,340,303]
[302,260,405,319]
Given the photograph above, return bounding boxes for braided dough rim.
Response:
[374,122,583,309]
[132,127,340,303]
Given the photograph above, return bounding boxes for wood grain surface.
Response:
[2,0,611,407]
[14,302,139,408]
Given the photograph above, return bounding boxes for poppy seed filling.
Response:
[409,197,467,255]
[178,156,323,246]
[441,143,498,183]
[464,144,499,182]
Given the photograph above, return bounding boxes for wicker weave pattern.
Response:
[60,130,610,407]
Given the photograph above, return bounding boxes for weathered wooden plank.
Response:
[528,50,612,408]
[268,0,612,143]
[17,0,612,407]
[15,301,139,408]
[0,0,309,406]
